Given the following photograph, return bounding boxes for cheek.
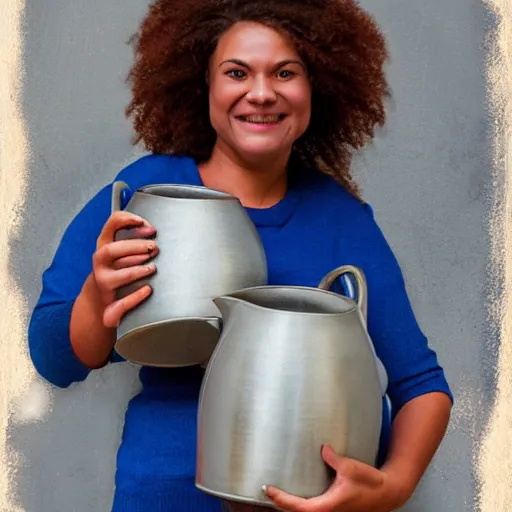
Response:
[208,84,242,130]
[288,88,312,127]
[209,80,241,111]
[208,92,228,133]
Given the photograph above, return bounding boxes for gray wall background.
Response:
[9,0,495,510]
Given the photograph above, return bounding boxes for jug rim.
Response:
[215,285,360,317]
[138,183,237,201]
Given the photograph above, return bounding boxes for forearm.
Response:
[70,273,116,369]
[381,392,452,507]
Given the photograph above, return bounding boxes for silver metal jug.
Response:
[196,266,383,507]
[111,181,267,368]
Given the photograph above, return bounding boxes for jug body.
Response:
[196,284,382,507]
[112,182,268,367]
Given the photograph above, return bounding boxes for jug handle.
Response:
[317,265,368,323]
[318,266,388,395]
[111,181,133,213]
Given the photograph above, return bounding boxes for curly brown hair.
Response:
[126,0,389,199]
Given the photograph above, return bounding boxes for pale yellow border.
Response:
[478,1,512,511]
[0,1,34,510]
[0,1,510,511]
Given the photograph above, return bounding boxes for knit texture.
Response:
[28,154,453,511]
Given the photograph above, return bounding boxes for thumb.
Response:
[321,444,341,471]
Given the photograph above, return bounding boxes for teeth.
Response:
[240,115,282,124]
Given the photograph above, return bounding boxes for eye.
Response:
[226,69,246,80]
[277,69,295,80]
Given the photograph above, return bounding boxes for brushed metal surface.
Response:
[111,181,268,367]
[196,267,382,506]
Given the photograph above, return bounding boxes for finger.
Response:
[264,486,308,512]
[94,239,157,267]
[265,474,346,512]
[265,446,342,511]
[321,444,341,472]
[97,211,154,247]
[112,249,159,269]
[103,285,153,328]
[114,225,156,242]
[265,485,334,512]
[335,456,384,488]
[321,445,382,487]
[96,264,156,293]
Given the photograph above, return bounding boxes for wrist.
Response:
[82,273,108,311]
[71,273,116,369]
[380,465,416,509]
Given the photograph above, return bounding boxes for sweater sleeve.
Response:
[357,204,454,416]
[28,182,115,388]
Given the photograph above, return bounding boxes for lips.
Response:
[236,114,287,124]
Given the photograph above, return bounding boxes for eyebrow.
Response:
[219,58,306,71]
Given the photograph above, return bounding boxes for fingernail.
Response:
[261,485,268,495]
[146,264,155,272]
[147,243,155,254]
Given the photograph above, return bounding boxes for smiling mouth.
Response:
[236,114,287,124]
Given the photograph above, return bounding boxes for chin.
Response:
[237,144,287,162]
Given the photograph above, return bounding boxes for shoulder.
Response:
[297,170,375,222]
[56,153,198,242]
[298,170,396,262]
[113,153,198,189]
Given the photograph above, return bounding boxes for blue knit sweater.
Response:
[28,154,452,511]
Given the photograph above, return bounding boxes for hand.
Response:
[264,445,406,512]
[93,211,158,328]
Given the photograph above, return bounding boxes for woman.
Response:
[28,0,453,511]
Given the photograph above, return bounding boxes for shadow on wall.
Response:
[8,1,498,511]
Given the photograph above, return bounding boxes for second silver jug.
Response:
[111,181,267,368]
[196,265,383,507]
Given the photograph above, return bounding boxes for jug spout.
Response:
[212,295,244,323]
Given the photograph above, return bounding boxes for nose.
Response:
[246,76,277,104]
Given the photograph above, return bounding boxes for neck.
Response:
[198,143,290,208]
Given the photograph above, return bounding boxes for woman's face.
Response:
[207,21,312,163]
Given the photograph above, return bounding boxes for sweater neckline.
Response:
[184,157,302,228]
